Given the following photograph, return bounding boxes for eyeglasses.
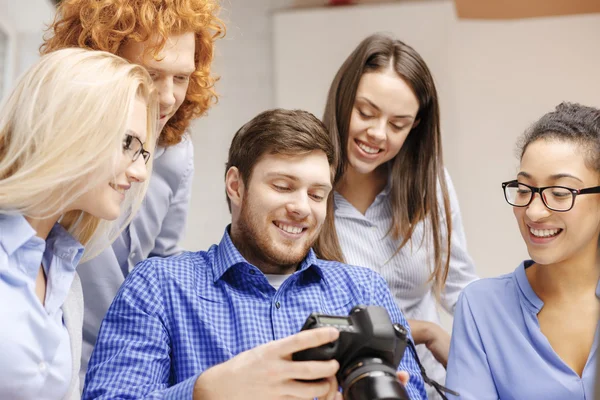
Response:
[502,180,600,212]
[123,134,151,164]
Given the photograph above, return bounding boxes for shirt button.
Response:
[249,269,256,275]
[131,252,137,258]
[39,362,47,373]
[275,301,281,309]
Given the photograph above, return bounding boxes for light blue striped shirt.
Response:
[0,214,84,399]
[334,169,478,399]
[446,260,598,399]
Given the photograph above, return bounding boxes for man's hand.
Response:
[397,371,409,386]
[193,327,342,400]
[407,319,451,368]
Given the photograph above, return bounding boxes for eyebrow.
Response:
[356,96,415,120]
[266,172,332,190]
[517,171,584,183]
[148,66,195,76]
[125,129,144,142]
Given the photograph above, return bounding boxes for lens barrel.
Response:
[341,358,409,400]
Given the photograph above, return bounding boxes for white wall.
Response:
[272,1,600,281]
[181,0,294,250]
[0,0,54,89]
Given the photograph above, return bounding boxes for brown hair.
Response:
[41,0,225,147]
[315,33,452,294]
[225,108,336,211]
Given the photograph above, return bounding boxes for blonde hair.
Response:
[0,48,158,260]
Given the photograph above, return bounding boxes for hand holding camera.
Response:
[193,326,344,400]
[293,305,411,400]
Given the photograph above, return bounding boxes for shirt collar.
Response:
[212,225,323,282]
[516,260,600,309]
[45,223,85,266]
[0,214,39,256]
[514,260,544,313]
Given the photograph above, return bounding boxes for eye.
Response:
[175,75,190,82]
[273,184,290,192]
[358,109,374,119]
[551,190,571,198]
[309,193,325,202]
[390,123,404,132]
[122,135,133,150]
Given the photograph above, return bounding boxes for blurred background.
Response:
[1,0,599,329]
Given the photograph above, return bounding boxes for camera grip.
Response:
[292,340,339,362]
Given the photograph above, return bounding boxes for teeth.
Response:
[357,141,379,154]
[276,223,303,234]
[530,227,560,238]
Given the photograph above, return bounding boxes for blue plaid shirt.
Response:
[83,228,427,400]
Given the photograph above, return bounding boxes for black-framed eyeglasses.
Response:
[502,180,600,212]
[123,134,151,164]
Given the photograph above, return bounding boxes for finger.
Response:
[270,327,340,357]
[317,376,340,400]
[282,378,334,399]
[396,371,410,386]
[288,359,339,381]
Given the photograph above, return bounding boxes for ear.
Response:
[225,166,244,208]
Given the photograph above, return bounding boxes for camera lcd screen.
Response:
[317,316,350,326]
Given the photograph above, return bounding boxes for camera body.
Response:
[293,305,410,400]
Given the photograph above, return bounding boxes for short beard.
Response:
[234,194,315,274]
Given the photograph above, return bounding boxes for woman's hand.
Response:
[407,319,451,368]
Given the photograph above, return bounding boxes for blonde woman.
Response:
[0,48,157,399]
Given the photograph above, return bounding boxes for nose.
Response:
[285,192,311,220]
[157,78,176,111]
[525,193,551,221]
[126,156,149,183]
[366,119,386,142]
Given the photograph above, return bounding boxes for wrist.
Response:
[407,319,434,345]
[193,366,220,400]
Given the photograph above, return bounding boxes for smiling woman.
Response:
[446,102,600,400]
[0,47,157,400]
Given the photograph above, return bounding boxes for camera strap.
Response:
[406,339,460,399]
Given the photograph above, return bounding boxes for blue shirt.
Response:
[77,138,194,376]
[0,214,84,400]
[446,261,598,400]
[83,228,428,400]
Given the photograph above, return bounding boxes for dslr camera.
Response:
[293,305,410,400]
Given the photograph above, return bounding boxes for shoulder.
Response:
[317,260,388,290]
[151,135,194,186]
[458,270,519,315]
[126,247,214,291]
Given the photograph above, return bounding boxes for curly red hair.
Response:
[42,0,225,146]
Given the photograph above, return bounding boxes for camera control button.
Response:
[275,301,281,309]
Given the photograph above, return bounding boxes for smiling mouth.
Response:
[274,221,307,235]
[529,227,562,238]
[356,139,381,155]
[108,183,127,195]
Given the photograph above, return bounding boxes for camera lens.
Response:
[341,358,409,400]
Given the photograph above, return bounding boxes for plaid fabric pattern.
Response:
[83,227,427,400]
